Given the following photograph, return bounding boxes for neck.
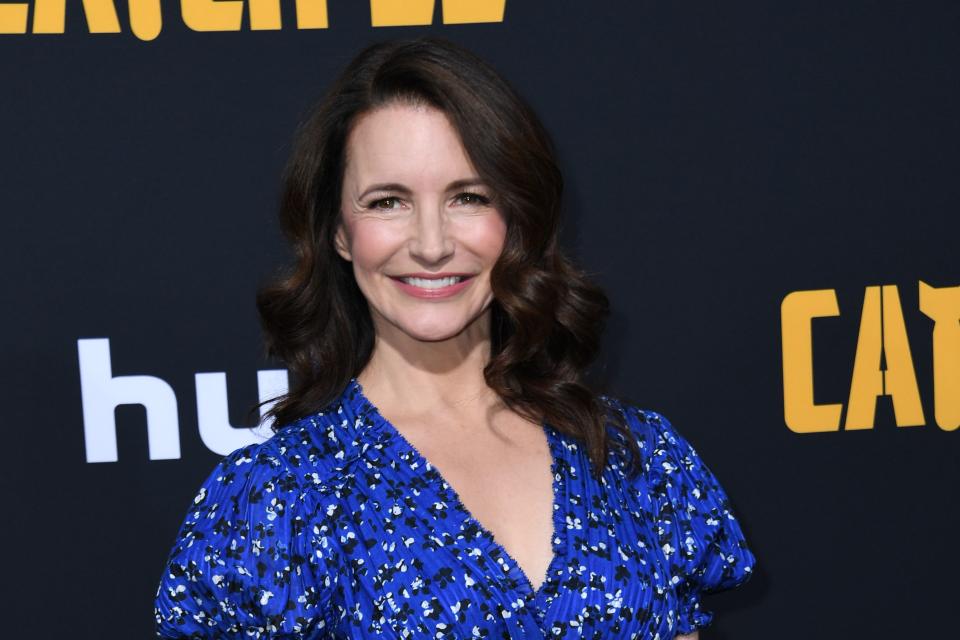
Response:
[358,308,499,415]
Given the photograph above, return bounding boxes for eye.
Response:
[454,192,491,206]
[367,196,402,211]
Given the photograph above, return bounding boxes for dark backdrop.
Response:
[1,1,957,638]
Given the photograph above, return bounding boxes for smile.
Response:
[389,274,476,299]
[401,276,464,288]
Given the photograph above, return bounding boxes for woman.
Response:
[154,36,755,639]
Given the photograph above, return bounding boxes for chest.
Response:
[392,412,555,589]
[316,429,682,639]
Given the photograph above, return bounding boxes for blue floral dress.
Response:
[155,378,755,638]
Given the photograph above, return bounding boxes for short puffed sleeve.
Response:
[622,404,756,634]
[154,442,339,638]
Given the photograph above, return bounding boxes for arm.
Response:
[618,404,755,638]
[155,442,337,637]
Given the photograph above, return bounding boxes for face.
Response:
[335,103,508,344]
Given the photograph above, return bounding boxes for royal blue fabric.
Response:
[155,378,755,638]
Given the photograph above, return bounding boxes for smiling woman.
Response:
[333,103,507,335]
[154,36,754,639]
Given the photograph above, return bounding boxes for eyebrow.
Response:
[358,178,487,200]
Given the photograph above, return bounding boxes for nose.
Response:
[408,201,455,264]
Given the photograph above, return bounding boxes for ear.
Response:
[334,222,352,262]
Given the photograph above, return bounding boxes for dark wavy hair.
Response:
[254,36,641,480]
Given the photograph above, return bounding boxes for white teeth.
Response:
[401,276,464,289]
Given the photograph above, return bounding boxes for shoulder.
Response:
[160,436,315,576]
[186,383,386,520]
[598,393,688,471]
[155,385,385,636]
[155,415,353,637]
[597,394,738,511]
[244,395,382,490]
[599,394,756,624]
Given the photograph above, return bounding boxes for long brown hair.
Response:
[255,36,641,480]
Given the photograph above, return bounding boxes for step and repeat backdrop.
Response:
[1,1,957,638]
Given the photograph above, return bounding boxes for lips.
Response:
[388,274,477,283]
[389,274,476,298]
[390,273,476,279]
[400,276,464,289]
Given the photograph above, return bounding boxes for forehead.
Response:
[343,103,478,185]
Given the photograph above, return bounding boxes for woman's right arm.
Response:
[154,443,337,638]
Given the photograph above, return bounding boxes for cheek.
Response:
[469,214,508,259]
[348,221,403,269]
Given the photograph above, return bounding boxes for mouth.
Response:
[390,274,474,291]
[390,275,475,290]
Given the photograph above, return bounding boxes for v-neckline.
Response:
[348,376,568,601]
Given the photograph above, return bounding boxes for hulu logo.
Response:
[77,337,287,462]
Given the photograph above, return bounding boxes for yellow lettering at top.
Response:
[33,0,121,34]
[370,0,435,26]
[781,289,843,433]
[182,0,328,31]
[0,3,28,34]
[248,0,328,30]
[845,285,924,430]
[442,0,505,24]
[0,1,161,40]
[248,0,281,29]
[130,0,162,41]
[181,0,243,32]
[294,0,328,28]
[919,280,960,431]
[370,0,506,26]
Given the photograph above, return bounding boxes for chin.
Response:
[397,320,472,342]
[386,307,488,340]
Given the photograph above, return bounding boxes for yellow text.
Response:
[0,0,506,40]
[781,281,959,433]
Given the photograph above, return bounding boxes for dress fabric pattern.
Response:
[155,378,755,639]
